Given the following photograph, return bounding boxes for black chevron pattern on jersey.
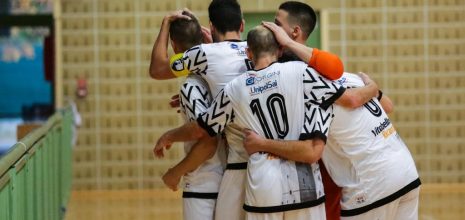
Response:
[303,68,317,83]
[302,67,343,108]
[230,110,236,123]
[302,103,333,138]
[210,90,230,119]
[218,90,231,108]
[198,85,209,100]
[180,82,210,122]
[313,76,331,90]
[200,90,234,136]
[185,46,208,75]
[211,102,225,119]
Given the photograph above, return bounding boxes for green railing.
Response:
[0,107,73,220]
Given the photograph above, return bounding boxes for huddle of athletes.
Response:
[150,1,421,220]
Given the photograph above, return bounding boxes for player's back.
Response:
[324,72,419,211]
[221,61,309,165]
[224,61,327,211]
[227,61,308,141]
[183,41,249,96]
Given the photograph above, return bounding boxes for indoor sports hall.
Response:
[0,0,464,219]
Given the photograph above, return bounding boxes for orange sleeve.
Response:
[308,48,344,80]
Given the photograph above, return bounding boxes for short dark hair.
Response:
[247,26,279,58]
[279,1,317,39]
[208,0,242,34]
[169,11,202,52]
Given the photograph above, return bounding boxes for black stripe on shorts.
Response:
[243,196,325,213]
[341,178,421,217]
[226,162,247,170]
[182,192,218,199]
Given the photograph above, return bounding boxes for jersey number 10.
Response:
[249,93,289,139]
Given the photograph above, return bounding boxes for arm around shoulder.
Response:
[335,73,379,108]
[308,49,344,80]
[378,91,394,114]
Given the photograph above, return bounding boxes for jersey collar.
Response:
[253,61,278,72]
[224,39,243,42]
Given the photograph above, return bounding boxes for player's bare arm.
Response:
[379,91,394,114]
[336,72,379,108]
[262,21,343,80]
[153,121,207,158]
[243,129,324,164]
[162,135,218,191]
[149,10,191,80]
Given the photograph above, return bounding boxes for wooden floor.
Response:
[65,184,465,220]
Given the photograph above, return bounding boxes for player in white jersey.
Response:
[151,2,252,219]
[149,11,225,220]
[177,75,226,220]
[259,21,419,219]
[322,73,420,220]
[150,2,349,219]
[154,26,380,220]
[262,19,420,219]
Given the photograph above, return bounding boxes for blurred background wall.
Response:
[58,0,465,191]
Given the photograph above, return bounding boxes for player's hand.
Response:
[153,133,173,158]
[169,94,181,113]
[243,129,264,155]
[358,72,378,89]
[164,9,191,23]
[201,26,213,44]
[162,168,181,191]
[262,21,293,48]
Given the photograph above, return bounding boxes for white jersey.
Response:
[179,75,225,195]
[324,72,420,216]
[180,41,250,96]
[197,61,346,213]
[175,41,251,165]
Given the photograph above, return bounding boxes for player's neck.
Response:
[217,31,241,42]
[253,55,278,70]
[295,36,307,45]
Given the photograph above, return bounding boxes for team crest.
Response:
[169,53,189,77]
[171,59,184,71]
[246,77,255,86]
[230,42,247,56]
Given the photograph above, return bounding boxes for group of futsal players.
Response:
[150,1,421,220]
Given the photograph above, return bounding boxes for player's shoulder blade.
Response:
[336,72,364,88]
[283,60,308,72]
[205,41,247,56]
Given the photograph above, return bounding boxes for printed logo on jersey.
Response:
[249,80,278,95]
[371,117,396,138]
[230,43,247,56]
[246,76,255,86]
[337,77,347,86]
[355,194,367,205]
[245,71,280,86]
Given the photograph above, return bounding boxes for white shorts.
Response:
[246,203,326,220]
[183,198,216,220]
[215,169,247,220]
[341,187,420,220]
